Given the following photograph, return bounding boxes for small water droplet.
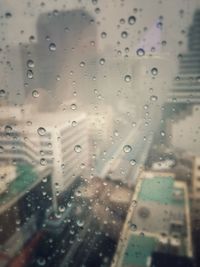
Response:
[76,219,84,227]
[130,159,136,166]
[27,69,33,79]
[101,32,107,39]
[27,59,35,68]
[74,145,82,153]
[72,121,77,127]
[124,74,132,82]
[120,18,125,24]
[37,258,46,266]
[99,58,105,65]
[123,145,132,153]
[80,61,85,67]
[0,146,4,153]
[40,158,47,166]
[49,43,56,52]
[37,127,46,136]
[160,130,165,137]
[121,31,128,39]
[151,67,158,76]
[58,205,65,213]
[70,103,77,110]
[0,89,6,97]
[5,125,12,133]
[128,16,136,25]
[130,223,137,231]
[150,95,158,101]
[32,90,39,98]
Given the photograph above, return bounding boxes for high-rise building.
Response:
[20,10,97,110]
[112,171,193,267]
[0,111,89,194]
[168,10,200,104]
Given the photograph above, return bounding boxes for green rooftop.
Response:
[0,164,38,205]
[138,176,184,206]
[122,234,157,267]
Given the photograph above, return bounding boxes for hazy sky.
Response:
[0,0,198,59]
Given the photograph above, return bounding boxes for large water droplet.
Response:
[128,16,136,25]
[136,48,145,57]
[49,43,56,52]
[40,158,47,166]
[123,145,132,153]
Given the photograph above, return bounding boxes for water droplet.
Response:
[80,61,85,67]
[0,89,6,97]
[99,58,105,65]
[27,59,35,68]
[130,223,137,231]
[128,16,136,25]
[120,18,125,24]
[72,121,77,127]
[136,48,145,57]
[32,90,39,98]
[124,74,132,82]
[74,145,82,153]
[101,32,107,39]
[160,131,165,137]
[27,69,33,79]
[132,200,137,207]
[130,159,136,166]
[40,158,47,166]
[5,125,12,133]
[76,219,84,227]
[58,205,65,213]
[37,258,46,266]
[0,146,4,153]
[150,95,158,101]
[121,31,128,39]
[123,145,132,153]
[37,127,46,136]
[151,67,158,76]
[70,103,77,110]
[49,43,56,52]
[5,12,12,19]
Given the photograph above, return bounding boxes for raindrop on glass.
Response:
[27,59,35,68]
[74,145,82,153]
[49,43,56,52]
[151,67,158,76]
[32,90,39,98]
[128,16,136,25]
[121,31,128,39]
[27,69,33,79]
[124,74,132,82]
[136,48,145,57]
[37,127,46,136]
[123,145,132,153]
[99,58,105,65]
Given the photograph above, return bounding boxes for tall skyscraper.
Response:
[169,10,200,103]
